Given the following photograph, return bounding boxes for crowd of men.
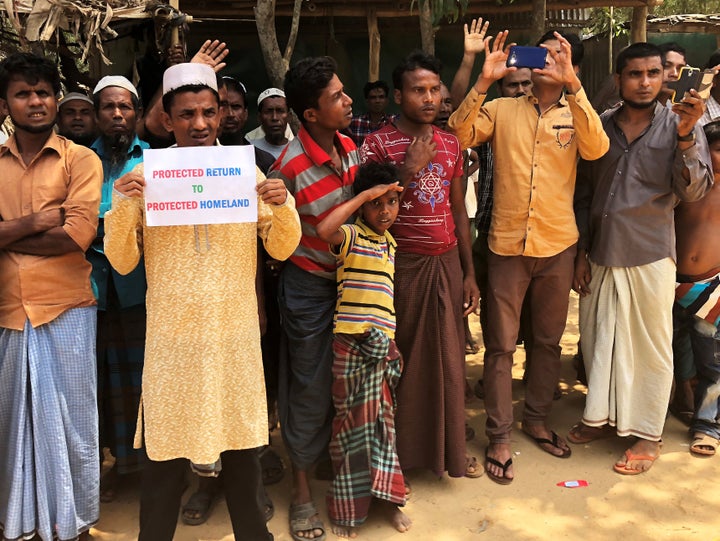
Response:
[0,16,718,541]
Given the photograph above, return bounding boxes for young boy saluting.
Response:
[316,162,411,538]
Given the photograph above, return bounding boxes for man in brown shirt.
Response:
[0,52,102,541]
[571,43,713,474]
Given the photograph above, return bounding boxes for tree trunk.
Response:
[282,0,303,68]
[254,0,285,87]
[630,6,648,44]
[529,0,546,44]
[367,8,380,82]
[419,0,435,55]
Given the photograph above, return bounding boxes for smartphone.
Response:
[668,67,717,104]
[506,46,548,70]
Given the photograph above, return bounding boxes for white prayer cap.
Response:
[257,87,285,107]
[163,63,217,96]
[58,92,93,108]
[93,75,138,98]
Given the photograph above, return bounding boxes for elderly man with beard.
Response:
[88,75,149,501]
[57,92,97,147]
[251,88,291,160]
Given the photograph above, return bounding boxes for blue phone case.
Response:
[506,46,547,70]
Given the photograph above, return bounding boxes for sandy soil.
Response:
[91,293,720,541]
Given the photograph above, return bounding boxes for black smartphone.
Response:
[668,67,717,104]
[506,46,548,70]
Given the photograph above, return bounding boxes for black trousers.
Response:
[138,449,273,541]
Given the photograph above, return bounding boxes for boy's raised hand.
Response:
[464,18,490,56]
[364,182,403,202]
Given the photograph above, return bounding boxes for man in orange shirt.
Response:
[0,52,102,541]
[448,26,608,484]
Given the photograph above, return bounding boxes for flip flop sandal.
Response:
[523,429,572,458]
[465,455,484,478]
[258,445,285,485]
[690,432,719,456]
[484,450,513,485]
[289,501,326,541]
[181,490,219,526]
[613,449,659,475]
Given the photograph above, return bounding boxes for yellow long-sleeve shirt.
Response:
[448,87,609,257]
[104,163,300,463]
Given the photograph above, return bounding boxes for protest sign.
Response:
[143,145,257,226]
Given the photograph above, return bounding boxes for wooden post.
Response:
[630,6,648,44]
[367,8,380,82]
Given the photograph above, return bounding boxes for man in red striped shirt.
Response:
[268,56,358,541]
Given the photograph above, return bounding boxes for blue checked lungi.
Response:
[0,307,99,541]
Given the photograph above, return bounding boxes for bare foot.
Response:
[377,500,412,533]
[331,523,357,538]
[485,442,514,483]
[567,422,615,444]
[613,439,662,475]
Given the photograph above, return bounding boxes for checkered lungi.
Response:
[0,307,99,541]
[327,328,406,527]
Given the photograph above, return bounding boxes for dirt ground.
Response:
[91,293,720,541]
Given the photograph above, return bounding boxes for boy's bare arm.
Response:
[316,183,402,246]
[0,209,65,250]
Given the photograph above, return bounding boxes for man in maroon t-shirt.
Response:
[360,50,480,481]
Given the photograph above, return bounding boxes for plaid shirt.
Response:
[700,94,720,126]
[344,112,393,147]
[475,142,494,234]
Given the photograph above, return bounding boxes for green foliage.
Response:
[652,0,720,15]
[585,0,720,39]
[412,0,470,25]
[585,7,632,38]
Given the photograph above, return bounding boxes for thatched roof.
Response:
[180,0,658,19]
[644,13,720,33]
[1,0,152,62]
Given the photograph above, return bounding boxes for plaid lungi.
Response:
[97,296,146,474]
[0,307,99,541]
[327,329,406,527]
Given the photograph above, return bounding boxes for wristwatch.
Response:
[677,131,695,142]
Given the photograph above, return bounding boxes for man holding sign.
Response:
[104,62,301,540]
